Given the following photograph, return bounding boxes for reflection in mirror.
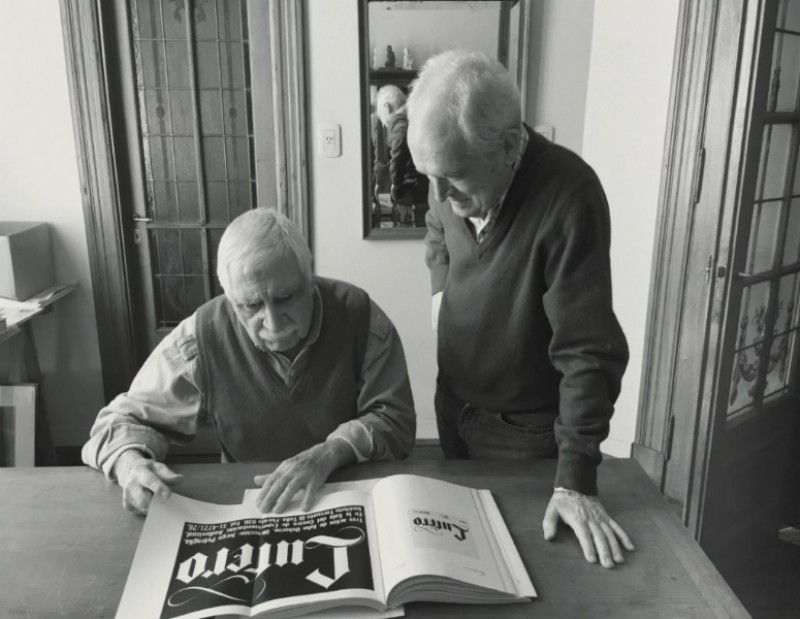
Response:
[360,0,530,239]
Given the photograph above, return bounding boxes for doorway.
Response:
[62,0,309,404]
[636,0,800,572]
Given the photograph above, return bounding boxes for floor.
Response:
[723,533,800,619]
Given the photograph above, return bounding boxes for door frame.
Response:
[636,0,799,539]
[60,0,310,401]
[688,0,800,550]
[634,0,729,501]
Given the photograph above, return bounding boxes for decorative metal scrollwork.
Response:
[170,0,209,23]
[729,298,794,406]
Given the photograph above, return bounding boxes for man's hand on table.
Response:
[543,489,635,568]
[253,439,356,514]
[113,449,183,515]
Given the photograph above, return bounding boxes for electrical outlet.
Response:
[319,123,341,158]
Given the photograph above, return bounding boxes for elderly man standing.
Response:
[82,208,415,515]
[376,84,430,227]
[407,50,634,568]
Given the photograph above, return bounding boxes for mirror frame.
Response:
[359,0,531,240]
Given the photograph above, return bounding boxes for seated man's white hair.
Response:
[216,207,313,292]
[407,49,521,155]
[376,84,407,113]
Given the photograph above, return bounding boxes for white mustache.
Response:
[260,326,293,339]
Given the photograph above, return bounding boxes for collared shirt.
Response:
[82,286,416,479]
[467,126,530,243]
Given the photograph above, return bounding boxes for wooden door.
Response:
[108,0,276,357]
[63,0,307,401]
[688,0,800,564]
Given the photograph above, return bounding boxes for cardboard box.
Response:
[0,222,55,301]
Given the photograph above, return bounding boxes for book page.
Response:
[116,490,386,619]
[371,475,510,597]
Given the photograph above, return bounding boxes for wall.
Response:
[308,0,679,455]
[525,0,595,155]
[0,0,678,455]
[308,0,437,437]
[0,1,106,446]
[581,0,680,457]
[369,1,500,70]
[306,0,603,442]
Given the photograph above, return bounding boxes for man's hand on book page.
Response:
[253,439,356,514]
[542,489,635,569]
[113,449,183,515]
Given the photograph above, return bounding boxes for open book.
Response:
[115,474,536,619]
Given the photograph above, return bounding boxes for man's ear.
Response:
[501,127,522,165]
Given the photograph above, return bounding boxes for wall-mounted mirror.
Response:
[359,0,530,239]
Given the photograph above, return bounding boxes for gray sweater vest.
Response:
[195,277,370,462]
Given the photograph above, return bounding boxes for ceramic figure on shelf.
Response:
[402,47,413,70]
[385,45,396,68]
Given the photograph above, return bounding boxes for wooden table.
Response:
[0,459,751,618]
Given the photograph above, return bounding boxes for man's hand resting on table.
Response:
[543,489,635,568]
[112,449,183,515]
[253,439,356,514]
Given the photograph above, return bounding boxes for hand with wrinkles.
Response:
[254,440,356,513]
[113,449,183,515]
[543,489,635,568]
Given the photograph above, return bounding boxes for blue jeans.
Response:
[435,379,558,460]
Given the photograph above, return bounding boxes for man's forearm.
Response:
[81,405,171,478]
[319,438,357,473]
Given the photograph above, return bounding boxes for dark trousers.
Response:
[434,378,558,460]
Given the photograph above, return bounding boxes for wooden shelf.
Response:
[369,67,418,88]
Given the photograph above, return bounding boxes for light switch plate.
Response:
[533,125,555,142]
[319,123,341,157]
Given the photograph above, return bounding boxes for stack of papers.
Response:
[0,281,77,328]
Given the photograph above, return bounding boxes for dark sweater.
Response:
[425,128,629,495]
[195,277,370,463]
[387,110,430,205]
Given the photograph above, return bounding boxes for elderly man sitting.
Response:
[82,208,416,515]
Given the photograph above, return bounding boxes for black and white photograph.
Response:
[1,1,800,618]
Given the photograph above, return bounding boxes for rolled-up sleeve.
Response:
[327,300,416,461]
[81,315,207,478]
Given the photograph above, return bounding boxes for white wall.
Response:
[308,0,679,455]
[308,0,611,443]
[582,0,680,457]
[0,0,679,455]
[525,0,595,155]
[308,0,439,437]
[0,1,106,446]
[369,1,500,70]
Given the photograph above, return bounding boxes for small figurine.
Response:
[373,46,378,69]
[385,45,396,68]
[402,47,413,70]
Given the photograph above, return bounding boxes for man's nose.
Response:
[431,177,450,203]
[259,302,284,330]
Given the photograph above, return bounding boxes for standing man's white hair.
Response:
[216,207,313,293]
[407,49,521,156]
